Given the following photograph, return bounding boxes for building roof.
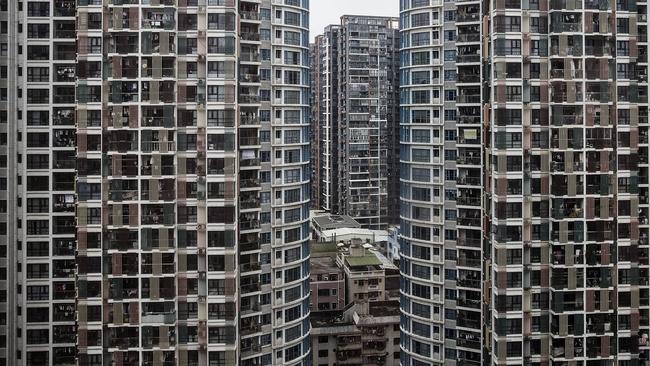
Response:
[371,249,399,270]
[310,255,341,275]
[311,242,338,255]
[319,227,389,242]
[368,301,401,317]
[312,214,361,231]
[345,255,382,268]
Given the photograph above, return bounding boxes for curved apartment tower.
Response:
[399,0,485,364]
[399,0,448,363]
[251,0,312,365]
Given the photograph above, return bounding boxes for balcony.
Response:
[54,282,76,300]
[457,277,481,289]
[141,312,176,325]
[240,95,260,104]
[54,0,75,17]
[240,73,261,83]
[142,141,176,153]
[240,11,260,21]
[457,175,481,186]
[240,242,260,253]
[241,33,261,42]
[241,282,261,294]
[109,335,140,350]
[240,198,260,210]
[240,52,260,62]
[457,195,481,207]
[141,11,176,30]
[241,262,261,273]
[142,334,176,349]
[456,34,481,43]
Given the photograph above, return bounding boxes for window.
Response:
[412,168,430,182]
[495,39,521,55]
[412,321,431,337]
[412,302,430,318]
[27,67,49,82]
[284,31,301,46]
[412,187,431,202]
[284,71,300,85]
[412,71,430,85]
[27,198,48,213]
[412,0,430,7]
[412,264,431,280]
[284,130,301,144]
[284,51,300,65]
[412,51,430,65]
[444,30,456,42]
[207,13,236,31]
[27,263,49,279]
[412,129,430,143]
[411,148,430,162]
[26,329,49,344]
[284,169,301,183]
[284,149,301,164]
[412,110,430,123]
[617,41,629,56]
[207,110,235,127]
[411,32,430,46]
[494,16,521,32]
[27,220,49,235]
[284,189,301,203]
[411,13,430,27]
[284,208,301,223]
[505,86,522,102]
[444,50,456,61]
[207,37,235,54]
[412,283,431,299]
[412,226,431,241]
[506,342,522,357]
[412,90,430,104]
[284,11,301,26]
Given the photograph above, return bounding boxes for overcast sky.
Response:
[309,0,399,41]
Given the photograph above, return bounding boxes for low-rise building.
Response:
[385,226,401,264]
[311,211,362,239]
[336,242,399,304]
[310,243,346,312]
[311,301,401,366]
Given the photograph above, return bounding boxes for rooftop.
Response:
[368,301,400,317]
[311,309,354,328]
[312,213,361,231]
[311,255,341,275]
[319,227,389,242]
[311,241,338,255]
[345,255,382,269]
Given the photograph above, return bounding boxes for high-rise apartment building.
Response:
[310,25,340,213]
[22,0,78,364]
[399,0,650,365]
[8,0,312,365]
[312,16,400,229]
[487,0,650,363]
[399,0,485,364]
